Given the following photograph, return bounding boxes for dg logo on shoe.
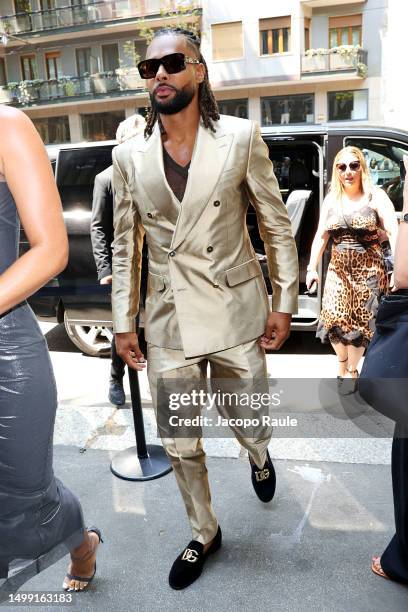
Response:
[181,549,199,563]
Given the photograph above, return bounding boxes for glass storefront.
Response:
[328,90,368,121]
[81,110,125,141]
[33,116,70,144]
[217,98,248,119]
[261,93,314,125]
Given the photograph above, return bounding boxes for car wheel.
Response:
[63,312,113,357]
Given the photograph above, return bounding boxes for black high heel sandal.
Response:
[63,527,103,592]
[339,367,359,396]
[0,527,102,602]
[337,357,348,385]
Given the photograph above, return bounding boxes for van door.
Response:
[56,145,115,325]
[257,135,325,329]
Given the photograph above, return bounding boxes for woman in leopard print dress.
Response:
[306,146,398,379]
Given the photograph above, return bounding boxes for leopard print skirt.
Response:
[316,243,388,347]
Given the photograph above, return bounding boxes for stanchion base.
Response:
[110,444,172,481]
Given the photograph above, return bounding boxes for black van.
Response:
[25,124,408,356]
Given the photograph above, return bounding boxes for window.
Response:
[14,0,32,11]
[328,89,368,121]
[211,22,243,61]
[261,93,314,126]
[217,98,248,119]
[45,51,62,80]
[56,145,114,212]
[134,40,148,66]
[102,44,119,72]
[0,58,6,86]
[81,110,125,142]
[76,48,91,75]
[21,54,38,80]
[40,0,57,28]
[259,17,291,55]
[304,18,311,51]
[14,1,33,31]
[329,15,362,47]
[345,137,408,212]
[33,116,70,145]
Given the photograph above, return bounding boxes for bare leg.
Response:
[346,345,365,377]
[330,342,348,376]
[63,531,100,592]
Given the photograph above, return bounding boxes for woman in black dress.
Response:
[371,155,408,583]
[0,106,102,598]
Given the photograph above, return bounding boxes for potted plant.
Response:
[59,76,77,97]
[1,81,19,102]
[303,48,328,72]
[330,45,358,69]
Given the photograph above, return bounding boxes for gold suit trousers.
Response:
[147,339,272,545]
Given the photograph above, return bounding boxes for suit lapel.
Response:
[132,123,180,225]
[171,120,233,251]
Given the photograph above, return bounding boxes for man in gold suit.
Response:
[112,27,299,589]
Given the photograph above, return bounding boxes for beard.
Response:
[151,84,195,115]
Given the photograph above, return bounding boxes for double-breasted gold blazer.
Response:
[112,115,298,358]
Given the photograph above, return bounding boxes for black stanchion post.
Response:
[110,365,172,482]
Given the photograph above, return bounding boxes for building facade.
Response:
[0,0,401,144]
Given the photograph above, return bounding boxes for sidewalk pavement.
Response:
[2,448,407,612]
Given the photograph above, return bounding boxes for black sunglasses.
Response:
[137,52,200,79]
[336,161,361,172]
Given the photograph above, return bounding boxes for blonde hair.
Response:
[116,114,146,144]
[329,146,372,201]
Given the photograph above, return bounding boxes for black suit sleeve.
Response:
[91,168,114,280]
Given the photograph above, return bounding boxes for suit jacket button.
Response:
[169,250,176,257]
[147,212,153,218]
[213,283,219,288]
[207,246,214,253]
[213,200,220,207]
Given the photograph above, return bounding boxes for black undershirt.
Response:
[163,147,190,203]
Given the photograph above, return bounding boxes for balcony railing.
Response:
[301,46,368,77]
[0,69,146,106]
[0,0,201,35]
[300,0,366,6]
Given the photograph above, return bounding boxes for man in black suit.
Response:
[91,113,146,405]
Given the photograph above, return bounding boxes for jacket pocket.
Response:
[148,272,166,291]
[225,258,262,287]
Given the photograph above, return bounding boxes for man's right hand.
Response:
[115,332,146,371]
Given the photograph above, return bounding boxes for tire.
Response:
[63,311,113,357]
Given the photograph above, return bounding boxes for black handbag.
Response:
[359,292,408,424]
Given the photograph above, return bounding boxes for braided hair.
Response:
[144,27,220,138]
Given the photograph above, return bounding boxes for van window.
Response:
[345,137,408,211]
[56,146,114,211]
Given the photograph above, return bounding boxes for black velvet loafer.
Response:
[250,450,276,503]
[168,526,222,590]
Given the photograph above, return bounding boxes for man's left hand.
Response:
[260,312,292,351]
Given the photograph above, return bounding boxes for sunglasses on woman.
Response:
[336,161,361,172]
[137,53,201,79]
